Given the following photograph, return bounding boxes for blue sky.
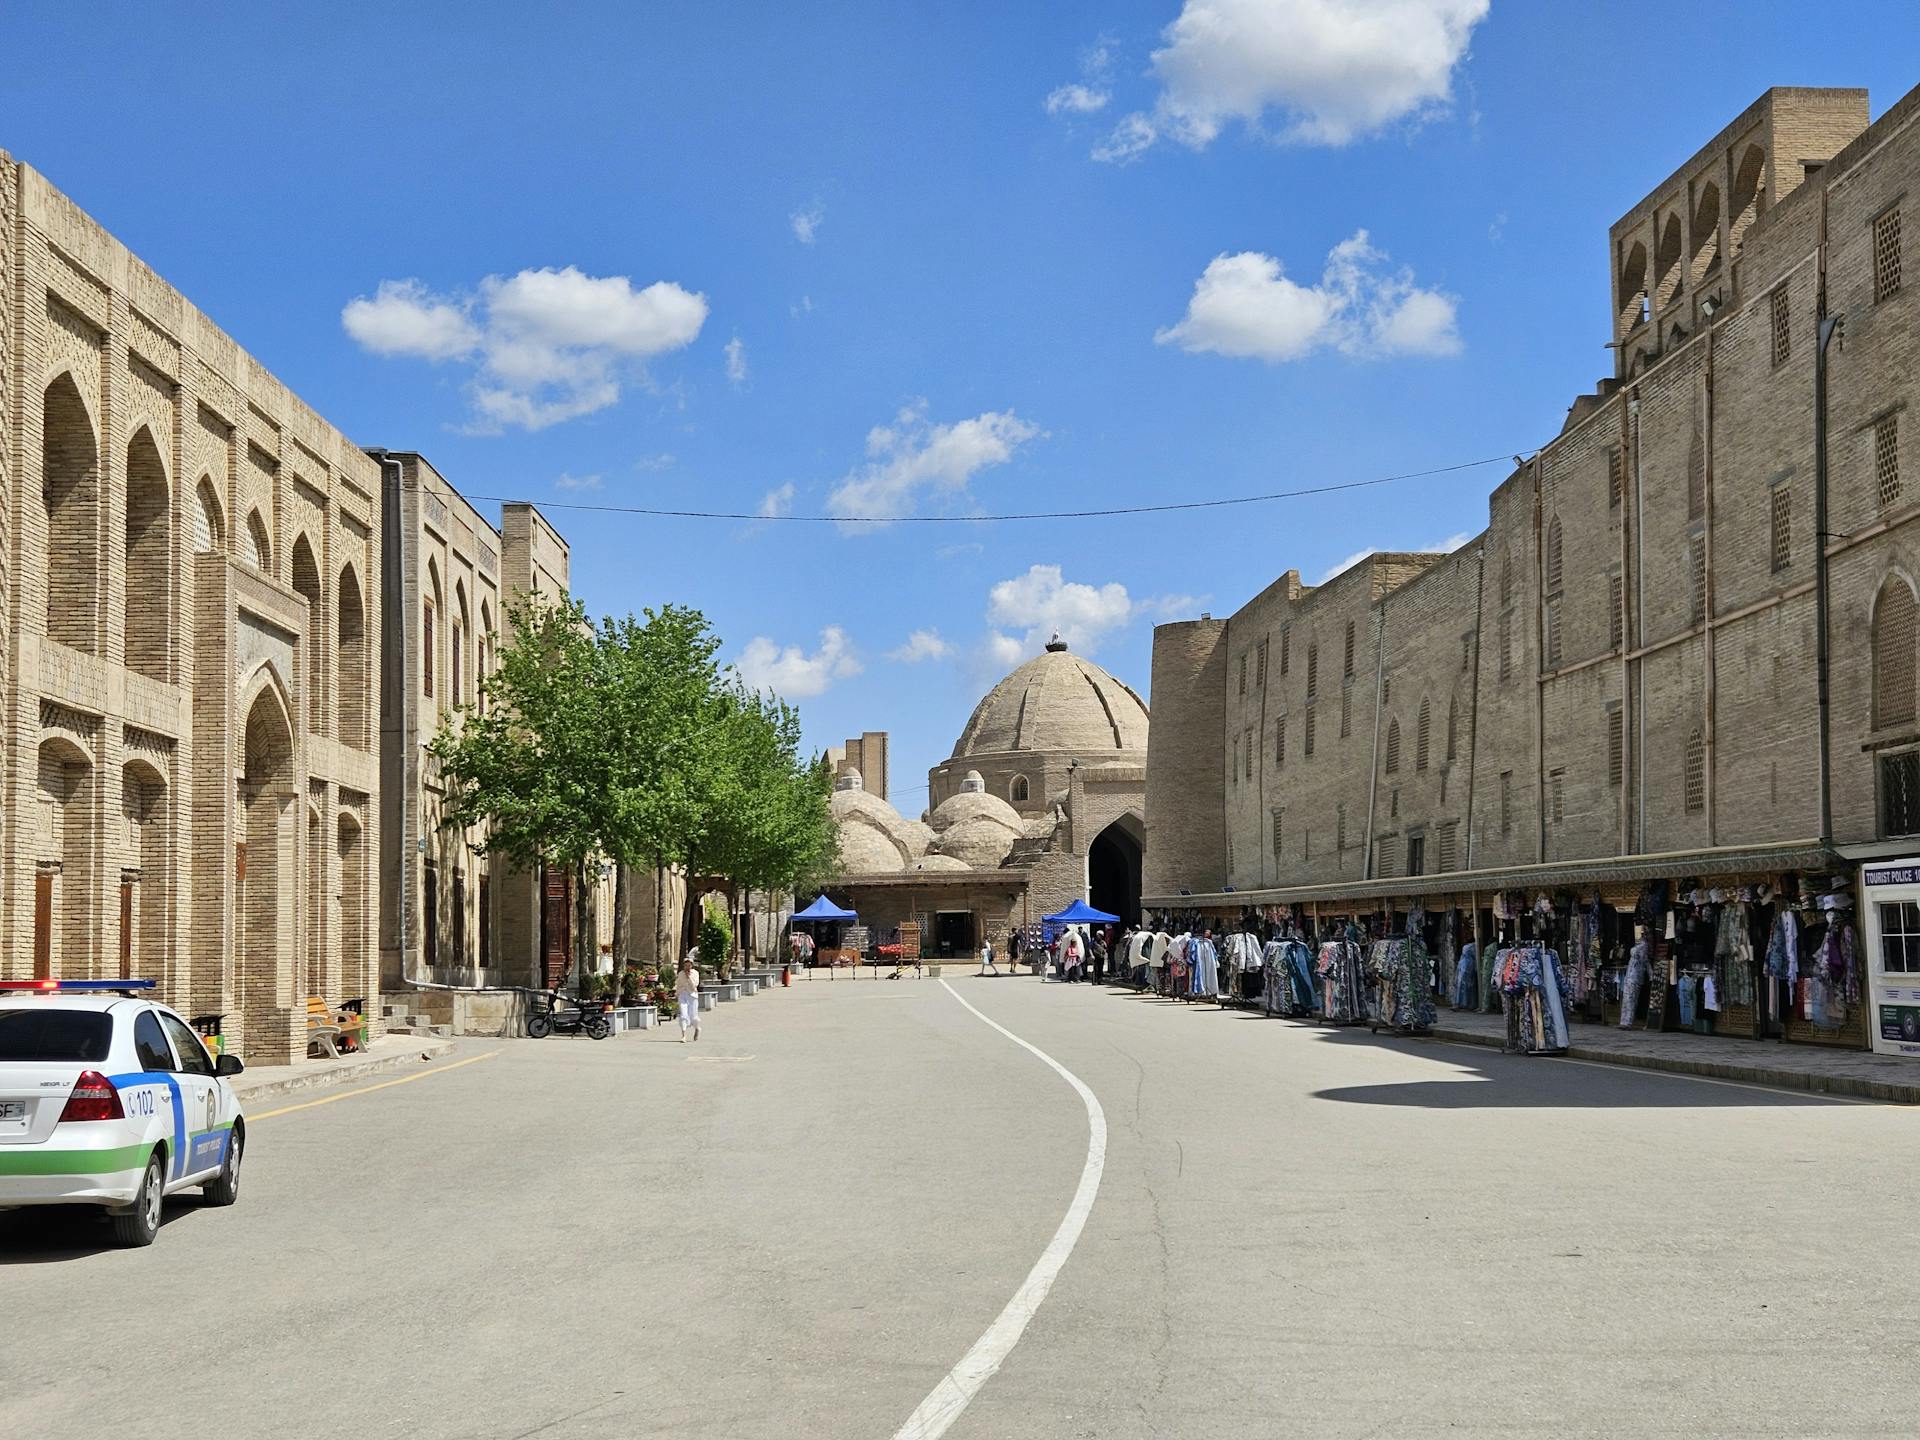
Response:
[8,2,1920,814]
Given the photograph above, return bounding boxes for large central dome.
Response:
[952,636,1149,758]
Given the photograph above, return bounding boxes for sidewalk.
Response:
[229,1033,458,1104]
[1423,1007,1920,1103]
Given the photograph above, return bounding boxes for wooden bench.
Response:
[307,995,367,1058]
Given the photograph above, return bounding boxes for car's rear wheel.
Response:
[112,1152,165,1248]
[202,1124,243,1207]
[525,1012,552,1039]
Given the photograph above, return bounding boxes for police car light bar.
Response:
[0,978,156,992]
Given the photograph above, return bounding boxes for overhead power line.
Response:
[461,450,1532,525]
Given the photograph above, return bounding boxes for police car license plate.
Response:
[0,1101,24,1121]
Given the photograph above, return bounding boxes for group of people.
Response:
[977,925,1114,982]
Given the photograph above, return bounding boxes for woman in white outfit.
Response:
[676,956,701,1042]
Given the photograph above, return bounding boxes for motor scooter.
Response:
[524,988,612,1040]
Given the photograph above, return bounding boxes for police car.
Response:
[0,979,246,1247]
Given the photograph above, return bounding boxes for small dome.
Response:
[929,790,1023,833]
[839,823,907,874]
[959,770,985,794]
[950,640,1148,759]
[829,786,924,872]
[834,768,864,792]
[928,789,1024,868]
[909,854,971,873]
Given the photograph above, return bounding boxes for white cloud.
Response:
[1046,84,1110,115]
[342,265,708,431]
[827,402,1042,526]
[635,452,676,472]
[341,279,480,359]
[937,541,985,560]
[554,472,603,492]
[888,628,951,663]
[734,626,861,699]
[758,483,795,519]
[790,203,824,245]
[1096,0,1488,160]
[987,564,1134,654]
[984,632,1027,669]
[725,335,748,384]
[790,295,815,319]
[1156,230,1460,363]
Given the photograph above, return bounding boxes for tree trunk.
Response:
[573,856,595,996]
[653,864,667,972]
[613,863,631,974]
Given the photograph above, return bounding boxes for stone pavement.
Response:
[228,1032,457,1103]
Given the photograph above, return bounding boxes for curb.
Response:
[232,1038,459,1103]
[1425,1023,1920,1105]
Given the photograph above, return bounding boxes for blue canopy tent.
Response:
[1043,898,1120,925]
[793,895,858,922]
[791,895,858,979]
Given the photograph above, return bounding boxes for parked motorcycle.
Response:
[524,988,613,1040]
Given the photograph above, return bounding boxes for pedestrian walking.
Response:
[676,955,702,1042]
[1091,930,1107,985]
[979,938,1000,975]
[1061,927,1085,982]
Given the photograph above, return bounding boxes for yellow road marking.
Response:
[249,1051,499,1120]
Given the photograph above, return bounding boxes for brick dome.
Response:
[950,636,1149,760]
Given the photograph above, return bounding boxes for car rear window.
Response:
[0,1008,113,1062]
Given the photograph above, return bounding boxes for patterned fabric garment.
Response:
[1505,945,1573,1052]
[1316,941,1367,1023]
[1677,974,1698,1029]
[1476,941,1501,1014]
[1435,920,1457,1000]
[1620,941,1651,1028]
[1453,941,1477,1009]
[1188,937,1220,997]
[1765,911,1799,982]
[1818,922,1860,1004]
[1714,904,1756,1008]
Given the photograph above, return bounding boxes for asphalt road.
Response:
[4,975,1915,1439]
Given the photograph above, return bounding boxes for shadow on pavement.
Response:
[0,1196,213,1263]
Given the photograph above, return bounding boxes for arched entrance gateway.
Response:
[1088,813,1144,929]
[239,681,296,1047]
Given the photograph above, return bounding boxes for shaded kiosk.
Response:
[793,895,858,978]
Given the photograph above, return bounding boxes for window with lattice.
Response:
[1271,809,1284,858]
[1608,448,1624,508]
[1880,751,1920,837]
[1545,517,1563,594]
[1499,612,1513,680]
[1770,286,1791,367]
[1874,206,1902,303]
[1876,412,1901,509]
[1461,633,1471,672]
[1446,695,1458,761]
[1770,486,1792,572]
[1343,621,1355,679]
[1385,719,1401,774]
[1304,706,1316,757]
[1437,820,1457,873]
[1609,572,1624,650]
[1874,576,1917,731]
[1500,771,1513,834]
[1406,832,1425,877]
[1256,638,1268,687]
[1306,643,1318,698]
[1336,804,1347,852]
[1688,419,1706,520]
[1546,597,1563,667]
[1684,729,1705,814]
[1689,534,1707,623]
[1340,684,1352,738]
[1608,706,1624,786]
[1390,787,1400,819]
[1238,652,1247,695]
[1245,727,1255,779]
[1500,553,1512,606]
[1275,716,1286,766]
[1232,736,1240,784]
[1416,698,1431,771]
[1279,623,1290,676]
[1549,768,1566,824]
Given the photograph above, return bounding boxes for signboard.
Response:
[844,925,871,955]
[898,922,921,961]
[1865,864,1920,887]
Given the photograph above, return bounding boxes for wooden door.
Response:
[32,871,52,979]
[119,880,134,979]
[542,865,571,988]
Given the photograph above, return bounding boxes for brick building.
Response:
[0,152,382,1064]
[1144,85,1920,1054]
[822,637,1148,959]
[372,467,611,993]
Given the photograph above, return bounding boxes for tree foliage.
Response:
[428,593,838,981]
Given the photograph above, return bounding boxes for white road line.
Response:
[892,981,1108,1440]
